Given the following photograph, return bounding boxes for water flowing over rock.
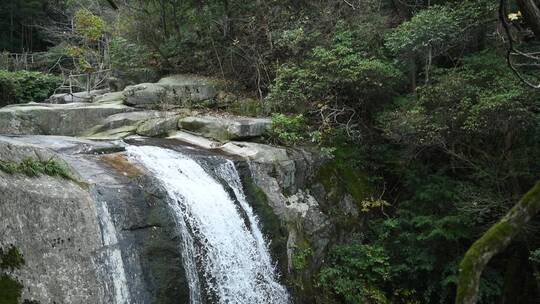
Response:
[126,145,290,304]
[0,75,361,303]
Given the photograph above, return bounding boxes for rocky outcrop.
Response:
[0,136,191,303]
[179,116,271,141]
[0,102,135,136]
[165,130,364,301]
[0,74,364,304]
[157,74,218,102]
[123,75,219,109]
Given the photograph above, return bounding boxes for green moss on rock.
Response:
[315,160,371,207]
[0,246,25,271]
[0,275,23,304]
[0,158,72,179]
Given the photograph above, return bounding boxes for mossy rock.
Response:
[0,246,25,271]
[0,275,23,304]
[315,160,371,207]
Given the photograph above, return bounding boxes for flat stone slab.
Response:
[220,141,289,163]
[136,116,180,137]
[0,102,136,136]
[48,89,110,104]
[178,115,271,141]
[167,131,222,150]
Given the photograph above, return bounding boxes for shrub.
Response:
[268,113,308,145]
[0,70,62,106]
[318,243,393,304]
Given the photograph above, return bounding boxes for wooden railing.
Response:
[54,69,112,100]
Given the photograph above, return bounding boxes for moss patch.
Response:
[0,246,25,304]
[0,275,23,304]
[0,246,24,271]
[315,160,371,207]
[0,158,72,179]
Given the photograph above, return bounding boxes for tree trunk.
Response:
[455,181,540,304]
[516,0,540,38]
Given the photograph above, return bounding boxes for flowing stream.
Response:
[126,145,289,304]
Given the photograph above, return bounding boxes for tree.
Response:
[455,181,540,304]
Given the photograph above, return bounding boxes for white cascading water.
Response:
[126,146,289,304]
[96,201,131,304]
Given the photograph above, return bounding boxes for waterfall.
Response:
[96,201,131,304]
[126,145,289,304]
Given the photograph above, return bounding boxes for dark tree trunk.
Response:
[516,0,540,38]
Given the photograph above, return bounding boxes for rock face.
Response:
[179,116,271,141]
[123,83,167,108]
[123,75,218,109]
[0,102,135,136]
[157,74,218,102]
[0,136,191,303]
[0,74,363,303]
[0,132,363,303]
[136,116,180,137]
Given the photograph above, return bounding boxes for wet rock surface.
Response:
[0,74,361,303]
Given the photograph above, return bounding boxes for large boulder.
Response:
[123,83,167,108]
[0,102,136,136]
[122,75,219,109]
[136,116,180,137]
[179,115,271,141]
[157,74,218,102]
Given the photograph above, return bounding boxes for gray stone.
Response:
[167,131,221,150]
[94,91,125,104]
[86,125,138,139]
[136,116,180,137]
[121,75,219,109]
[157,74,218,102]
[123,83,167,107]
[0,136,191,303]
[220,141,289,162]
[0,102,136,136]
[48,89,110,104]
[179,115,271,141]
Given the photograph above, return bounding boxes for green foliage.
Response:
[318,243,392,304]
[0,246,25,304]
[268,27,404,113]
[379,51,540,189]
[268,113,308,145]
[74,9,106,41]
[0,246,25,271]
[386,1,496,57]
[0,158,72,179]
[109,37,157,81]
[0,275,23,304]
[292,246,313,271]
[0,70,61,106]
